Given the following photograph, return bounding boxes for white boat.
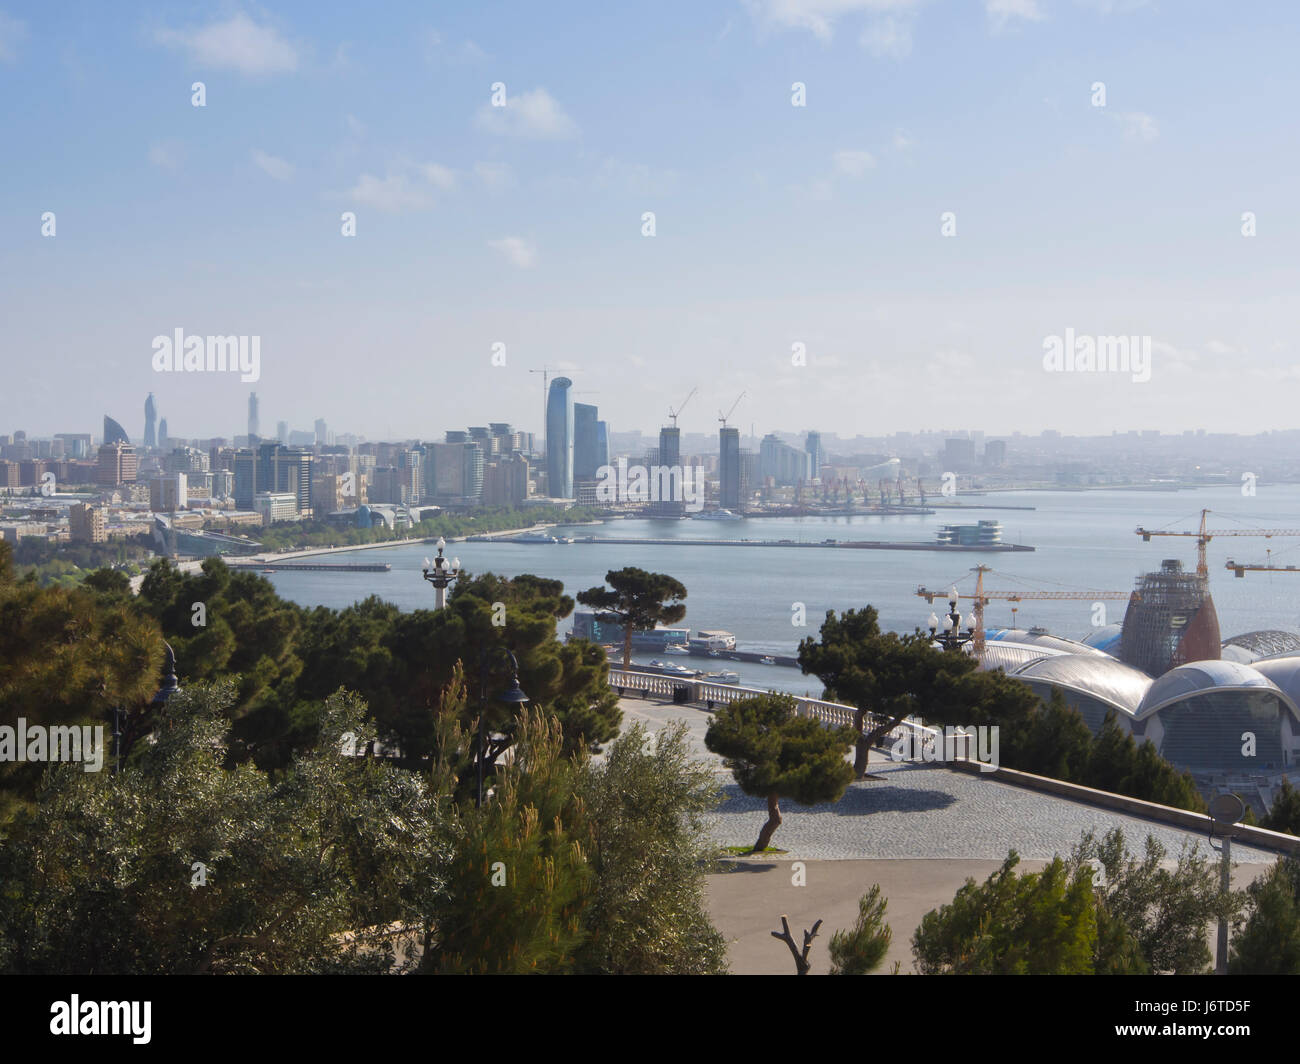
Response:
[760,655,777,665]
[510,532,558,543]
[694,509,743,521]
[662,662,695,676]
[704,670,740,684]
[663,644,690,655]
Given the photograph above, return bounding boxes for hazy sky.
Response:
[2,0,1299,444]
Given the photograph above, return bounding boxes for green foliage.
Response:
[1230,856,1300,975]
[829,884,893,975]
[10,535,154,588]
[1261,778,1300,836]
[577,566,687,666]
[575,721,728,974]
[912,853,1100,974]
[0,684,449,974]
[425,705,592,974]
[705,693,856,806]
[0,568,165,815]
[1066,829,1236,974]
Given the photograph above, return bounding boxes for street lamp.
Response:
[421,537,462,609]
[928,588,975,652]
[115,641,182,774]
[477,646,529,808]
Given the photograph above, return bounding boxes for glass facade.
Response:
[546,377,573,498]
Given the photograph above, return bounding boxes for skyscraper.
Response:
[654,425,683,517]
[573,403,599,480]
[315,419,328,446]
[103,415,130,445]
[805,431,823,481]
[144,393,157,450]
[278,420,290,446]
[248,393,260,440]
[545,377,574,498]
[720,426,741,509]
[595,420,610,471]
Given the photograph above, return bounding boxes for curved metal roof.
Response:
[1082,623,1123,654]
[1247,656,1300,712]
[1137,659,1296,719]
[1013,653,1152,716]
[984,629,1107,656]
[1221,630,1300,660]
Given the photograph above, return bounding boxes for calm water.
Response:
[264,488,1300,695]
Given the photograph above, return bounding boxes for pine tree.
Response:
[829,884,893,974]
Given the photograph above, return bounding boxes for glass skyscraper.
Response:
[574,402,599,480]
[546,377,574,498]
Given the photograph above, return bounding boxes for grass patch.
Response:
[721,845,789,856]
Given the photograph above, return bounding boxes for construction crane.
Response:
[668,387,697,428]
[916,565,1136,654]
[718,391,746,428]
[1226,548,1300,577]
[1136,508,1300,580]
[529,366,559,452]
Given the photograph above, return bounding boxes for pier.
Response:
[232,561,393,572]
[551,536,1035,553]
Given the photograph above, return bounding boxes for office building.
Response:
[484,453,529,506]
[103,415,130,446]
[574,403,600,480]
[254,491,298,526]
[247,393,260,440]
[314,419,329,446]
[425,442,484,505]
[805,431,823,481]
[943,437,977,473]
[150,472,188,513]
[278,421,290,446]
[759,434,811,486]
[985,440,1007,468]
[545,377,574,499]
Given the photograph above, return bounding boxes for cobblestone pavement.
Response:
[617,698,1280,864]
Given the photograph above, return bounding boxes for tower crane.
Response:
[668,387,697,428]
[1225,548,1300,577]
[916,565,1137,654]
[1136,509,1300,580]
[718,391,746,428]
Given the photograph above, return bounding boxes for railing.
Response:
[606,668,939,747]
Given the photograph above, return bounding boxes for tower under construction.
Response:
[1118,559,1221,677]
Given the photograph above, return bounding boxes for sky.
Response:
[2,0,1299,444]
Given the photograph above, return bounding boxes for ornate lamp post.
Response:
[115,641,181,774]
[477,646,529,808]
[928,586,975,653]
[421,537,462,609]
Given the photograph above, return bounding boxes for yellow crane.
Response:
[1136,508,1300,580]
[916,565,1136,654]
[1225,549,1300,577]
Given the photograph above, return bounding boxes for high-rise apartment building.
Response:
[69,503,107,544]
[96,442,139,486]
[247,393,260,440]
[805,431,823,481]
[759,434,810,486]
[574,403,600,481]
[144,393,157,450]
[150,472,188,513]
[720,426,741,509]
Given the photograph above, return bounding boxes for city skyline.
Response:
[4,2,1300,440]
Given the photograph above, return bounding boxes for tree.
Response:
[772,916,822,975]
[1230,856,1300,974]
[1261,778,1300,836]
[704,693,856,852]
[1066,829,1239,974]
[829,884,893,975]
[797,607,1040,778]
[424,704,592,974]
[912,853,1101,974]
[0,683,448,974]
[575,721,728,974]
[577,567,687,669]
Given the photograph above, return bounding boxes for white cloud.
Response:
[474,161,514,189]
[349,174,430,213]
[488,237,537,268]
[419,163,457,190]
[595,158,681,196]
[892,129,916,150]
[154,13,298,75]
[346,162,458,211]
[1115,110,1158,141]
[424,28,485,63]
[833,150,875,177]
[252,149,293,181]
[475,87,578,140]
[743,0,922,43]
[0,12,27,64]
[986,0,1044,26]
[860,16,912,58]
[148,142,181,173]
[345,114,365,137]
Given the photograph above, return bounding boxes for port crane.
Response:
[1136,509,1300,580]
[668,387,697,428]
[916,565,1136,654]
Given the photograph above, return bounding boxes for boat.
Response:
[693,508,743,521]
[708,649,720,658]
[510,532,559,544]
[261,568,276,574]
[662,662,695,676]
[663,644,690,655]
[703,670,740,684]
[760,655,777,665]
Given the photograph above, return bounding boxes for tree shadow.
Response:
[714,780,958,816]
